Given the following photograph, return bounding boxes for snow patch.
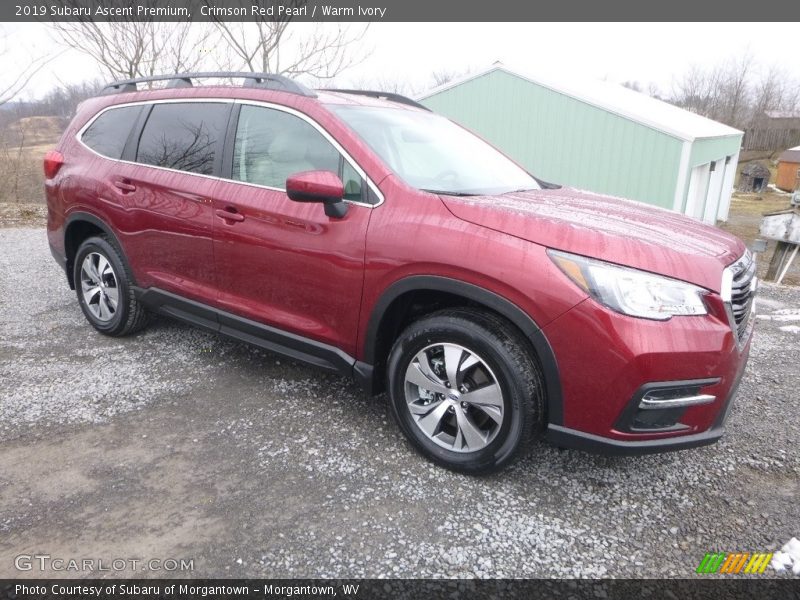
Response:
[757,309,800,322]
[771,538,800,574]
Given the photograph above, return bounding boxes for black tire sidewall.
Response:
[388,317,528,474]
[73,237,131,335]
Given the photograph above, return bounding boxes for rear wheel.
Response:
[387,308,544,474]
[73,236,149,336]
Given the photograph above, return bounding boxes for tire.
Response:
[387,308,544,474]
[73,235,149,336]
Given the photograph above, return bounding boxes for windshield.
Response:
[329,105,541,196]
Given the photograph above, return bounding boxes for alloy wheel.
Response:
[404,343,504,453]
[79,252,119,322]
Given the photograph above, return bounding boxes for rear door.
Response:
[210,102,375,357]
[114,100,231,303]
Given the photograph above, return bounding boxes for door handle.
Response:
[215,208,245,222]
[112,179,136,193]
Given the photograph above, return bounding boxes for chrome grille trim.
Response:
[721,249,757,349]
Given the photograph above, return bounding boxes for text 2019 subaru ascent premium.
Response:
[45,73,756,473]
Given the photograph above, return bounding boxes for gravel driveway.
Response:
[1,227,798,578]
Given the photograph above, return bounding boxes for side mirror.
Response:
[286,170,348,219]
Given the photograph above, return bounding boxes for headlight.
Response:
[548,250,708,320]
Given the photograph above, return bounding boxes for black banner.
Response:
[3,0,798,22]
[2,579,800,600]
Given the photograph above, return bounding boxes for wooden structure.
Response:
[760,208,800,284]
[776,146,800,192]
[737,162,770,193]
[744,112,800,151]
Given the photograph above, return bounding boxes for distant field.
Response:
[0,116,65,204]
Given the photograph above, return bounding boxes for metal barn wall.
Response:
[688,136,742,169]
[682,136,743,222]
[422,69,684,209]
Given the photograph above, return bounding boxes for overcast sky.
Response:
[3,22,800,100]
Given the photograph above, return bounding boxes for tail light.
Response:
[43,150,64,179]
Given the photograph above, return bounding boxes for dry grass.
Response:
[0,116,64,205]
[0,202,47,227]
[6,116,65,147]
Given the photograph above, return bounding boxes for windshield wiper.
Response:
[503,187,538,194]
[421,189,477,197]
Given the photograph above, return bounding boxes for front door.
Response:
[211,103,374,357]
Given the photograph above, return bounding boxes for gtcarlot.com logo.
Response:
[696,552,773,574]
[696,538,800,575]
[15,554,194,572]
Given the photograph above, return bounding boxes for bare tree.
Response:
[210,5,367,80]
[430,69,467,88]
[621,80,643,93]
[50,8,219,81]
[341,75,415,95]
[750,64,790,122]
[0,27,52,106]
[786,83,800,115]
[671,63,727,122]
[647,82,663,100]
[667,51,800,130]
[721,50,755,128]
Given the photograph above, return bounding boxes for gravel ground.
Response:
[0,227,799,579]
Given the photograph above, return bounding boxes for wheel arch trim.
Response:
[64,211,135,290]
[363,275,564,425]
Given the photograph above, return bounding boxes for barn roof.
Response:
[418,64,743,143]
[779,146,800,163]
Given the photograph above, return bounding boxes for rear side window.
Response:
[136,103,228,175]
[81,105,141,159]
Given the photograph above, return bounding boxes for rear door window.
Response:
[81,105,142,159]
[136,103,229,175]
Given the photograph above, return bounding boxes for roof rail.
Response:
[324,89,431,111]
[101,72,317,98]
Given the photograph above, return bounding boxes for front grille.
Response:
[725,250,756,343]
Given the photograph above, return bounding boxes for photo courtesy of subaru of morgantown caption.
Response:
[44,72,756,474]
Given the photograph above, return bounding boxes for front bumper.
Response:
[541,294,752,455]
[546,361,746,455]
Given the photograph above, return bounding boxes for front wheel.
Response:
[387,309,544,474]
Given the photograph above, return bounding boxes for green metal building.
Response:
[418,65,743,224]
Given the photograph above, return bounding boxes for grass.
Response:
[0,116,64,205]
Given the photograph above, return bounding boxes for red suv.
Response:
[45,73,755,473]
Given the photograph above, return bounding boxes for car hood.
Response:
[440,187,746,292]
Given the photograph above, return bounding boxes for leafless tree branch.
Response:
[209,3,368,81]
[0,27,53,106]
[50,2,220,83]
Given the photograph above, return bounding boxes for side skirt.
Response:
[134,287,374,390]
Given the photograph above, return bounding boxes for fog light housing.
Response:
[616,379,720,433]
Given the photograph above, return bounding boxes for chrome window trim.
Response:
[75,97,384,209]
[234,99,383,207]
[76,98,235,186]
